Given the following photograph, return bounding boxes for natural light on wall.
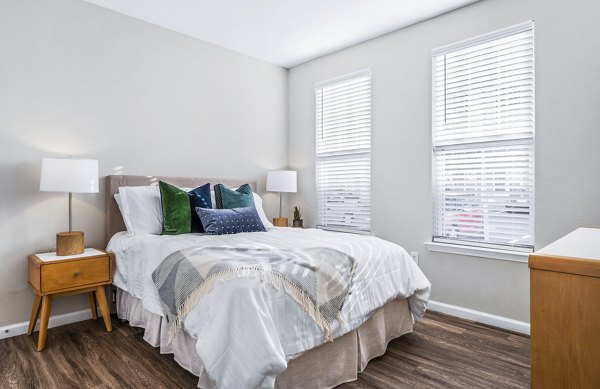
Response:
[431,21,535,252]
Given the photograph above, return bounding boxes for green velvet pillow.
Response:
[159,181,191,235]
[214,183,255,209]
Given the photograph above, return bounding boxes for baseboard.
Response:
[1,300,529,339]
[0,309,94,340]
[428,300,530,335]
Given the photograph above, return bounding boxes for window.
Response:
[432,22,535,252]
[315,70,371,234]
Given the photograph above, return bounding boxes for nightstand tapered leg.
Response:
[27,294,42,336]
[37,295,52,351]
[88,292,98,320]
[95,286,112,332]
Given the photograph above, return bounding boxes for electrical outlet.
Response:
[410,251,419,266]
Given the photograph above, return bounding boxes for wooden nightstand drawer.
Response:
[41,256,110,293]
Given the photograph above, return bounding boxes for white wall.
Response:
[2,0,599,329]
[288,0,600,322]
[0,0,287,326]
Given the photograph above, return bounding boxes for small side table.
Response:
[27,248,113,351]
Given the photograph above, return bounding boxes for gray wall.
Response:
[0,0,287,326]
[288,0,600,322]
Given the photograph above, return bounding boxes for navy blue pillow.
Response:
[189,183,212,233]
[195,207,266,235]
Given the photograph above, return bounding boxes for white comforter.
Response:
[107,227,431,389]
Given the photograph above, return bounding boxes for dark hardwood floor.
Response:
[0,311,529,388]
[340,313,530,389]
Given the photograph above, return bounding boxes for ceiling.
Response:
[83,0,480,68]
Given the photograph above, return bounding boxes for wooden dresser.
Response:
[529,227,600,388]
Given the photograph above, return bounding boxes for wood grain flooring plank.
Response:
[399,330,529,387]
[0,311,529,389]
[339,312,529,389]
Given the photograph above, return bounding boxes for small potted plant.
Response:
[293,206,303,228]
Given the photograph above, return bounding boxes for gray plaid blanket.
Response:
[152,246,356,341]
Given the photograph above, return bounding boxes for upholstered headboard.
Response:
[105,175,256,245]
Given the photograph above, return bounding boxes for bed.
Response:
[105,175,431,389]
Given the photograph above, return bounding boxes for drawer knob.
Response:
[74,272,81,277]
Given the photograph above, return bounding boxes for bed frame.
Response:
[104,174,413,388]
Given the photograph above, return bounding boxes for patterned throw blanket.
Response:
[152,246,356,341]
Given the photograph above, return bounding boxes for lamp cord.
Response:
[68,192,72,233]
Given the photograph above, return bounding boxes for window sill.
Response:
[424,241,531,263]
[317,226,371,235]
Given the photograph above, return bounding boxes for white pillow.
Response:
[252,193,274,230]
[117,185,163,235]
[113,192,127,230]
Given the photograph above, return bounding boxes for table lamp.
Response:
[40,157,99,256]
[266,170,297,227]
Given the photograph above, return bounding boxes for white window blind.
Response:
[432,21,535,251]
[316,70,371,234]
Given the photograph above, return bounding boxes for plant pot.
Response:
[292,219,303,228]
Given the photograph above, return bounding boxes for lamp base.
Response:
[56,231,84,256]
[272,217,289,227]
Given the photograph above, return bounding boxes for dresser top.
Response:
[530,228,600,277]
[537,228,600,261]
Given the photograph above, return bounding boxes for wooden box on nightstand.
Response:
[27,248,114,351]
[272,217,289,227]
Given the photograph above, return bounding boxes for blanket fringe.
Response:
[169,267,335,342]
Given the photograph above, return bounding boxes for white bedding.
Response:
[107,227,431,389]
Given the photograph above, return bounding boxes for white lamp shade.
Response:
[40,158,99,193]
[266,170,297,193]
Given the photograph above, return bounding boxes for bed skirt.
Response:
[116,288,414,388]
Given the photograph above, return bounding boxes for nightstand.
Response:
[27,248,113,351]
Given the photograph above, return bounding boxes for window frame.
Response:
[430,21,535,255]
[315,69,372,235]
